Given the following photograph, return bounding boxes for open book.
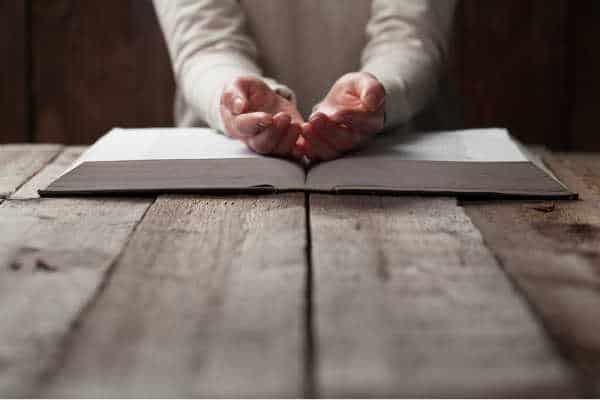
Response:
[39,127,576,199]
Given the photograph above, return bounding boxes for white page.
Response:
[348,128,528,162]
[64,127,527,180]
[62,127,258,176]
[305,127,573,195]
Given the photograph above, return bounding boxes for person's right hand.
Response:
[220,76,303,159]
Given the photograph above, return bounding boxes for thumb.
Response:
[232,95,246,115]
[222,78,253,115]
[358,74,385,112]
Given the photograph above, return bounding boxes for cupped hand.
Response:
[220,76,303,159]
[299,72,385,162]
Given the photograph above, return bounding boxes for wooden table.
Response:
[1,144,599,397]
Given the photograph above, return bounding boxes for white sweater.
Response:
[153,0,457,132]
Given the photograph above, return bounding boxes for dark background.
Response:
[1,0,599,150]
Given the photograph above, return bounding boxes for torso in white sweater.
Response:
[154,0,457,132]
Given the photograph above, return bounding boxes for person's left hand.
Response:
[298,72,385,162]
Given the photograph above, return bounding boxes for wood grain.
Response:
[568,1,600,151]
[0,0,29,143]
[2,0,596,149]
[1,0,597,149]
[0,196,152,396]
[461,0,568,148]
[464,153,600,395]
[310,195,578,397]
[31,0,174,144]
[40,194,307,397]
[0,144,63,198]
[10,146,87,200]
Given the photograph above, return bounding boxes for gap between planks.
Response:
[1,145,311,397]
[303,192,316,398]
[309,194,580,397]
[0,144,156,395]
[36,194,308,397]
[3,144,598,396]
[0,144,63,199]
[9,146,87,200]
[462,152,600,396]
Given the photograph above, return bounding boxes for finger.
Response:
[221,88,247,115]
[222,83,249,115]
[271,112,292,149]
[328,109,384,135]
[220,106,238,138]
[247,113,290,154]
[309,113,359,151]
[221,106,266,140]
[233,75,270,94]
[246,128,279,155]
[273,122,301,157]
[357,73,385,111]
[233,76,272,112]
[222,76,270,115]
[233,112,274,137]
[323,126,362,153]
[302,122,339,162]
[294,133,309,160]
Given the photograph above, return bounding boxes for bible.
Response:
[39,127,576,199]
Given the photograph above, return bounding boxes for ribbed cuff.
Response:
[361,62,411,130]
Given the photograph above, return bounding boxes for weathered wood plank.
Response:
[31,0,174,144]
[310,195,578,397]
[0,144,63,198]
[461,0,568,148]
[0,196,152,396]
[568,1,600,151]
[464,153,600,395]
[11,146,87,200]
[39,194,307,397]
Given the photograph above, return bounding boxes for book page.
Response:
[306,128,571,196]
[62,128,261,175]
[346,128,528,162]
[48,127,306,193]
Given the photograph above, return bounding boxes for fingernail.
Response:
[233,97,245,114]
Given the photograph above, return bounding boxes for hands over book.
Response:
[40,128,576,199]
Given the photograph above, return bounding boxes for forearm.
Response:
[362,46,440,130]
[153,0,293,132]
[186,53,263,131]
[361,0,457,129]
